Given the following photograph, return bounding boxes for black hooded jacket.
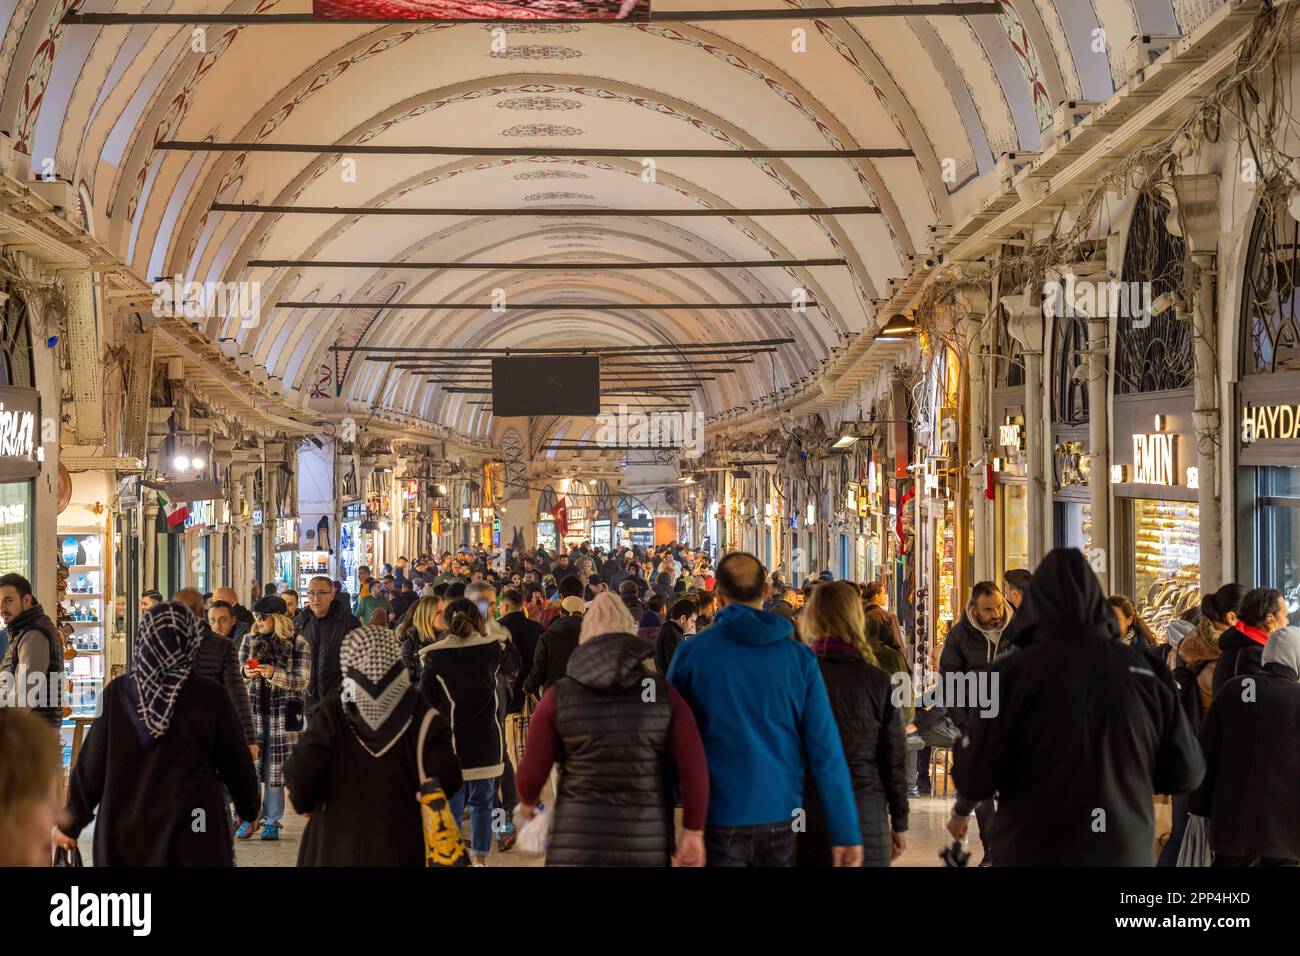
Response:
[1211,624,1266,697]
[523,613,583,697]
[546,631,674,866]
[952,549,1205,866]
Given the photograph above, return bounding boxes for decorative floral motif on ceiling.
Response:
[501,124,583,137]
[524,191,596,201]
[481,23,582,33]
[488,45,583,60]
[542,233,604,240]
[995,0,1053,133]
[497,96,583,110]
[514,170,589,180]
[12,0,78,154]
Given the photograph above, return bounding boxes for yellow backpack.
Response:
[416,709,469,868]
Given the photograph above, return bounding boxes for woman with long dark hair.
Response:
[795,581,908,867]
[1107,595,1158,653]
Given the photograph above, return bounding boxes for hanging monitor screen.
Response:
[314,0,649,20]
[492,356,600,417]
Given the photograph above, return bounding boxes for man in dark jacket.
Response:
[952,549,1205,866]
[1190,625,1300,866]
[523,596,586,697]
[654,598,697,676]
[769,587,798,622]
[498,589,545,713]
[0,574,63,731]
[196,597,257,750]
[300,576,362,715]
[214,586,254,641]
[1212,587,1286,696]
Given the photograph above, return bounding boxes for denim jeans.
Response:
[451,778,498,856]
[259,784,286,826]
[705,822,797,867]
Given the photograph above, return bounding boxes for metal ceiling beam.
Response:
[247,258,846,270]
[283,300,813,310]
[334,338,792,353]
[218,203,879,217]
[65,6,1001,26]
[173,143,909,159]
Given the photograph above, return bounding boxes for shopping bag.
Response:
[52,845,83,868]
[1177,814,1213,867]
[416,710,469,868]
[505,695,533,768]
[512,803,551,855]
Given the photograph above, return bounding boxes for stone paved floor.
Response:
[76,793,983,867]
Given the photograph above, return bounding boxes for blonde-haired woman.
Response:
[399,594,446,683]
[238,601,311,841]
[515,591,709,866]
[796,580,909,867]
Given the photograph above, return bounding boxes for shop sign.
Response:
[0,500,26,527]
[1055,441,1089,487]
[999,423,1023,449]
[252,509,263,527]
[0,386,40,480]
[1241,402,1300,444]
[1132,431,1177,485]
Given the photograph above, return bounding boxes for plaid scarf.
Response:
[127,602,200,745]
[340,625,416,756]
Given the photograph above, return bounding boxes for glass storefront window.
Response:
[997,482,1028,579]
[1255,466,1300,626]
[0,481,32,580]
[1132,499,1200,632]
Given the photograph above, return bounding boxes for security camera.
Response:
[1152,291,1178,316]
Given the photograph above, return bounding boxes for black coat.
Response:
[952,549,1205,866]
[286,694,462,866]
[796,643,909,867]
[938,612,1014,728]
[1189,662,1300,861]
[523,613,583,697]
[653,619,685,676]
[548,632,674,866]
[499,611,545,712]
[418,624,507,779]
[300,600,362,714]
[63,673,259,865]
[194,625,256,743]
[1212,625,1266,697]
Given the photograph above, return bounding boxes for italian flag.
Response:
[158,492,190,528]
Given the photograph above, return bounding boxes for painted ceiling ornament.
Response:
[497,96,583,111]
[501,124,584,137]
[524,192,596,201]
[488,45,583,60]
[514,170,590,180]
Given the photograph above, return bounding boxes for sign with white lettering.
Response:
[1133,432,1178,486]
[0,386,41,481]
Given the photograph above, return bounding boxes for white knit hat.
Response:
[579,592,637,643]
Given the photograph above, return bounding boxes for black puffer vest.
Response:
[547,631,674,867]
[0,604,63,729]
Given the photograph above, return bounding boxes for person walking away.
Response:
[653,598,698,676]
[523,594,587,699]
[286,625,462,865]
[175,591,256,758]
[516,592,708,866]
[418,599,508,865]
[237,604,311,840]
[498,589,545,713]
[300,576,362,716]
[952,549,1205,865]
[0,710,65,865]
[1213,587,1288,695]
[1189,626,1300,866]
[795,581,908,866]
[0,573,63,733]
[56,603,259,865]
[667,552,862,867]
[938,581,1011,865]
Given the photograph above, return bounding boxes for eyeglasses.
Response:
[306,590,332,597]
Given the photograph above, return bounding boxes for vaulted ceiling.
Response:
[2,0,1210,445]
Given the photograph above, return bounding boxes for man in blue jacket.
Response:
[667,552,863,867]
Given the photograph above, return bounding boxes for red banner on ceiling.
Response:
[314,0,649,19]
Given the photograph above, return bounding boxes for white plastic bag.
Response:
[513,803,551,855]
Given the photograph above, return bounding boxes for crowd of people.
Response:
[0,540,1296,869]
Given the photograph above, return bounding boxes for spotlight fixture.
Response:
[173,455,191,471]
[874,313,917,341]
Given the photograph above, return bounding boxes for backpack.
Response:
[1170,659,1209,728]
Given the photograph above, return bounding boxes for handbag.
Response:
[52,845,84,868]
[1177,814,1213,867]
[416,709,469,868]
[505,694,533,768]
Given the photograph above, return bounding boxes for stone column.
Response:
[1169,173,1223,592]
[1002,291,1048,569]
[956,277,991,583]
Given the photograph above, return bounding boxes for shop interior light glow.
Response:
[173,455,190,471]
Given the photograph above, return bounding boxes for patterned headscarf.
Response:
[339,625,417,756]
[127,602,201,744]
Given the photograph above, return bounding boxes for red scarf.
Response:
[1236,621,1270,646]
[810,636,857,656]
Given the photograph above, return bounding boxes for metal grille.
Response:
[1115,190,1191,394]
[0,284,33,388]
[1052,313,1089,425]
[1241,199,1300,375]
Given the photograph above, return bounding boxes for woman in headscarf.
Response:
[56,602,259,865]
[515,592,709,867]
[286,626,461,866]
[236,609,311,841]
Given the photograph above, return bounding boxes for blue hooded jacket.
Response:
[667,603,861,846]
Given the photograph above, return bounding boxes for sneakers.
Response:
[234,820,254,840]
[497,824,517,852]
[259,823,281,841]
